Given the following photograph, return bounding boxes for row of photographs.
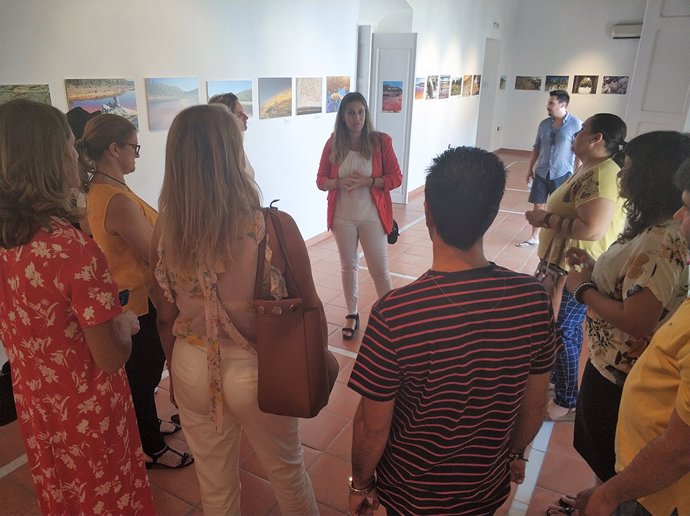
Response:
[0,76,353,131]
[511,75,629,95]
[415,75,482,100]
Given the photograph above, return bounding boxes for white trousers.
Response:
[172,341,318,516]
[331,214,393,314]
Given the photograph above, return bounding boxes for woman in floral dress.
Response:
[0,99,154,515]
[564,131,690,483]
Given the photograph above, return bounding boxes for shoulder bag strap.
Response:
[254,213,268,301]
[264,208,303,299]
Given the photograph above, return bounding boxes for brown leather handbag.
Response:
[253,205,339,418]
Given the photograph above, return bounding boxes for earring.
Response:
[116,154,120,158]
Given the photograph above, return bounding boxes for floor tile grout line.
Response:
[0,453,27,480]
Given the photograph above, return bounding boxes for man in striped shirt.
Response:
[348,146,559,515]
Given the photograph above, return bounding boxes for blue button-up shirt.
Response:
[533,112,582,180]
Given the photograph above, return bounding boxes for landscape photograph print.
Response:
[145,77,199,130]
[462,75,472,97]
[0,84,51,105]
[572,75,598,94]
[515,76,542,91]
[326,75,350,113]
[472,75,481,96]
[601,76,629,95]
[438,75,450,99]
[65,78,138,127]
[414,77,425,100]
[425,75,438,100]
[382,81,403,113]
[259,77,293,119]
[207,79,253,117]
[296,77,323,115]
[451,76,462,96]
[545,75,569,91]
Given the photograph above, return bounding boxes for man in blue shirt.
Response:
[517,90,581,247]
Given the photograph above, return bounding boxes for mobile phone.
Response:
[118,289,130,307]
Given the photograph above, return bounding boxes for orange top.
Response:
[87,184,158,316]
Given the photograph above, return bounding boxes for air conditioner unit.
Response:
[611,23,643,39]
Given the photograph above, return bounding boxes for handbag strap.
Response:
[254,206,302,301]
[542,216,567,264]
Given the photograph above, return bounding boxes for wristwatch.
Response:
[348,476,375,496]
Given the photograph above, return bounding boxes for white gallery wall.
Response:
[0,0,359,240]
[498,0,646,150]
[1,0,685,240]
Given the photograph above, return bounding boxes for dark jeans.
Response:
[125,300,166,456]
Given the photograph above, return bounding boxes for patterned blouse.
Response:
[588,220,689,385]
[154,210,286,431]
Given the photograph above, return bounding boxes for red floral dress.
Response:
[0,218,154,515]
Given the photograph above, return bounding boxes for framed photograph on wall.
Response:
[382,81,403,113]
[472,75,481,95]
[0,84,51,105]
[601,76,629,94]
[425,75,438,99]
[414,77,425,100]
[258,77,293,119]
[207,79,253,117]
[515,76,542,91]
[145,77,199,131]
[326,76,350,113]
[572,75,599,94]
[296,77,323,115]
[66,78,138,128]
[451,76,462,96]
[462,75,472,97]
[438,75,450,99]
[545,75,569,91]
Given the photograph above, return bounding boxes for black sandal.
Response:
[159,415,182,436]
[145,445,194,470]
[342,313,360,340]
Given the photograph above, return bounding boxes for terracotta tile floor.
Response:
[0,149,595,515]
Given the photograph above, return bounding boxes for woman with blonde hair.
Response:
[78,114,192,469]
[152,104,318,515]
[317,92,403,339]
[0,99,154,514]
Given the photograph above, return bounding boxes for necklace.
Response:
[91,171,129,190]
[428,270,506,313]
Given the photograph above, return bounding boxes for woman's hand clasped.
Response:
[115,311,140,336]
[340,172,373,193]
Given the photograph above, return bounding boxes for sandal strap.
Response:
[345,313,359,321]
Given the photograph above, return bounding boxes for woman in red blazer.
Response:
[316,92,403,339]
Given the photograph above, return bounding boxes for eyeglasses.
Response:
[123,143,141,155]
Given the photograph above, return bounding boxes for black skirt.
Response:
[573,359,623,482]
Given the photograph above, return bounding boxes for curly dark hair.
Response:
[618,131,690,242]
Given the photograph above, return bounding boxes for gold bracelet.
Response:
[348,476,375,496]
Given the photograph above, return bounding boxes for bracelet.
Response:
[543,212,554,229]
[573,280,597,304]
[370,176,375,187]
[508,451,528,463]
[348,475,376,496]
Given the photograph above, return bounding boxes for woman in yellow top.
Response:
[77,114,193,469]
[526,113,627,420]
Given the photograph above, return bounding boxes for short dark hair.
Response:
[674,156,690,194]
[549,89,570,106]
[425,146,506,250]
[619,131,690,241]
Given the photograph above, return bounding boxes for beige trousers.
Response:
[172,341,318,516]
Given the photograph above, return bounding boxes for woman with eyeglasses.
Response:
[77,114,193,469]
[316,92,402,340]
[0,99,154,514]
[525,113,627,421]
